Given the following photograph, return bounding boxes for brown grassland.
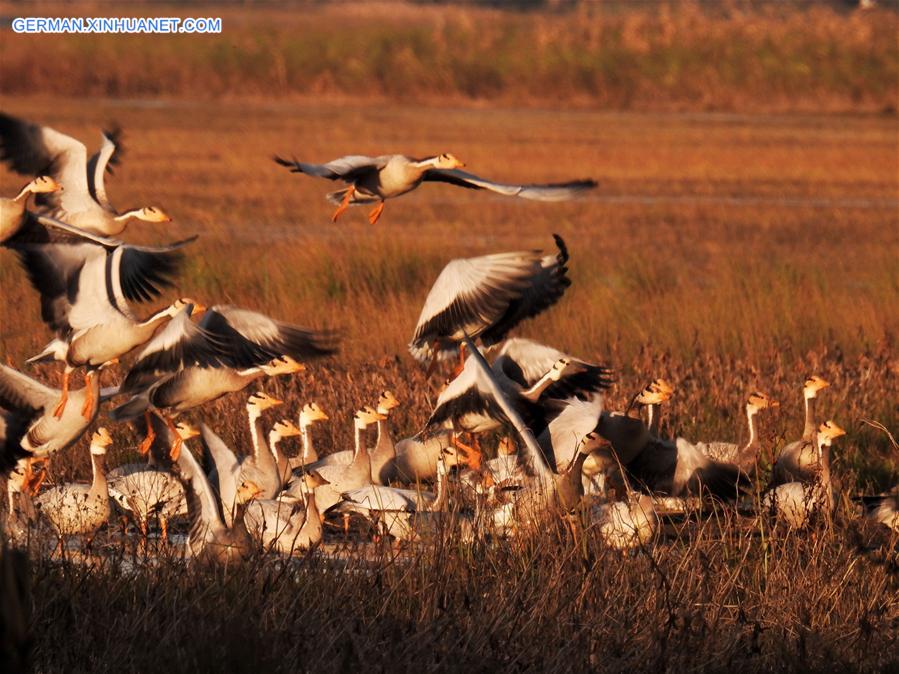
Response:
[1,2,899,672]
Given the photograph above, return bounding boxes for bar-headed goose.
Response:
[285,403,330,472]
[237,391,285,499]
[859,486,899,534]
[634,379,674,437]
[4,212,196,418]
[174,431,261,567]
[594,492,659,551]
[270,419,302,483]
[244,472,327,554]
[274,153,595,224]
[695,392,779,473]
[391,432,462,483]
[110,303,335,458]
[0,113,172,235]
[300,408,385,513]
[34,428,112,550]
[0,176,60,241]
[763,420,845,528]
[107,418,192,543]
[409,236,570,369]
[770,376,831,487]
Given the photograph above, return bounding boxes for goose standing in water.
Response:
[297,408,385,513]
[244,472,327,553]
[763,420,845,528]
[285,403,330,472]
[770,376,831,486]
[107,418,192,543]
[274,153,595,224]
[110,303,335,458]
[0,113,172,235]
[0,176,60,241]
[174,433,261,568]
[34,428,113,552]
[694,392,779,474]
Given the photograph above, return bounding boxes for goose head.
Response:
[649,378,674,395]
[247,391,284,413]
[816,420,846,460]
[135,206,172,223]
[19,175,61,199]
[260,355,305,377]
[90,427,114,454]
[304,470,330,490]
[175,422,201,441]
[299,402,329,428]
[549,357,586,382]
[376,390,400,415]
[635,385,670,406]
[272,419,301,440]
[236,480,263,504]
[803,375,830,399]
[433,153,465,169]
[747,391,779,413]
[354,407,387,429]
[171,297,206,317]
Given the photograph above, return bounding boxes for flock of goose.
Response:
[0,112,896,568]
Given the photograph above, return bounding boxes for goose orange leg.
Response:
[367,201,385,224]
[52,369,71,418]
[138,411,156,455]
[80,371,96,420]
[451,342,468,378]
[451,433,483,471]
[331,185,355,222]
[163,414,183,461]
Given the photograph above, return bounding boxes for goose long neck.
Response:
[353,424,369,465]
[429,468,449,512]
[114,209,142,223]
[13,184,32,203]
[371,417,396,471]
[269,432,289,478]
[744,405,759,450]
[802,393,817,441]
[301,424,318,463]
[89,450,108,497]
[647,404,658,436]
[521,370,557,402]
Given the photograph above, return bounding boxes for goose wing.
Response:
[0,363,56,412]
[119,306,229,394]
[85,127,123,208]
[425,359,510,433]
[479,234,571,347]
[199,423,242,522]
[1,408,37,474]
[539,396,603,471]
[340,485,418,513]
[409,250,545,363]
[0,113,99,217]
[6,213,193,334]
[422,168,596,201]
[198,306,337,369]
[175,431,228,543]
[273,154,390,182]
[490,337,613,400]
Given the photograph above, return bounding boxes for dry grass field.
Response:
[0,2,898,672]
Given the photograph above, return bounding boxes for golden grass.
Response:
[0,1,897,112]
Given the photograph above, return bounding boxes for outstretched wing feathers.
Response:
[423,168,596,201]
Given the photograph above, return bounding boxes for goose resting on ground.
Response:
[763,420,844,528]
[274,153,596,224]
[34,428,112,550]
[0,176,60,242]
[770,376,831,488]
[0,113,172,235]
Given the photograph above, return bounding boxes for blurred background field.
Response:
[0,3,898,670]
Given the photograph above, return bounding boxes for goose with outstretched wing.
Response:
[3,212,196,419]
[274,153,595,224]
[0,113,172,235]
[109,304,336,459]
[409,235,570,370]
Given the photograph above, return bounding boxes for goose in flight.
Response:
[0,113,172,235]
[274,153,596,224]
[109,303,336,458]
[409,235,570,370]
[0,176,60,242]
[3,211,196,419]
